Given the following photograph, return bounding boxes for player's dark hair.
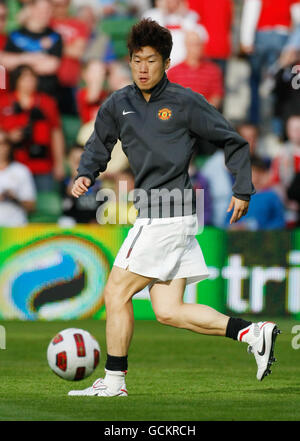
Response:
[127,18,173,61]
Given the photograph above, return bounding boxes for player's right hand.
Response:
[71,177,92,198]
[227,196,249,224]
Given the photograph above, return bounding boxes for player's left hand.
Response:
[227,196,249,224]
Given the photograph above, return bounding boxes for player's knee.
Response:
[103,285,130,311]
[155,308,178,326]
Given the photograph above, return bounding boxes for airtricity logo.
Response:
[219,251,300,314]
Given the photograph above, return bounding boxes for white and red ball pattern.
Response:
[47,328,100,381]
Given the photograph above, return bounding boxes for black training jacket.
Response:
[76,73,255,218]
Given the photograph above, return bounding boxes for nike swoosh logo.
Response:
[123,110,135,115]
[258,328,266,356]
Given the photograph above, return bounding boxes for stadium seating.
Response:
[29,191,62,223]
[99,17,138,59]
[61,115,82,149]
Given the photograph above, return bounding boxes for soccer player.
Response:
[69,19,280,397]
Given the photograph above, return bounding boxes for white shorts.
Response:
[113,214,210,286]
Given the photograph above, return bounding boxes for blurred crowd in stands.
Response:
[0,0,300,230]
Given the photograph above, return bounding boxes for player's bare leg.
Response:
[69,266,153,397]
[104,266,153,356]
[150,278,280,380]
[150,278,229,335]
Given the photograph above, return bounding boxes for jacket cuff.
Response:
[233,193,250,201]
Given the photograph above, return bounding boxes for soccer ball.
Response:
[47,328,101,381]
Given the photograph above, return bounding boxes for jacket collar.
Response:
[133,73,169,101]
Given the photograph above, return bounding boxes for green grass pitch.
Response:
[0,318,300,421]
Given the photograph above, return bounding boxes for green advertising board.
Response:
[0,225,299,320]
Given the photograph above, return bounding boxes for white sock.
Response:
[103,369,126,392]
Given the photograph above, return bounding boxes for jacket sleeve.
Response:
[76,95,119,185]
[185,90,256,201]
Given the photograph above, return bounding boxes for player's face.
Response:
[130,46,170,93]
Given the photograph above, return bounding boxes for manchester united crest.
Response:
[158,107,172,121]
